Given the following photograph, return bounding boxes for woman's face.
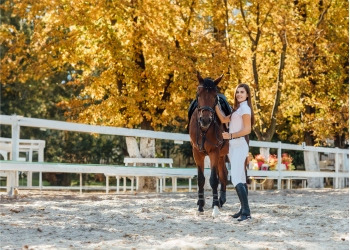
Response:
[235,87,248,103]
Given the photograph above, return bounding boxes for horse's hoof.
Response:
[212,206,220,218]
[212,201,220,209]
[196,206,204,216]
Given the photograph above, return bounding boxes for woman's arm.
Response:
[215,105,231,123]
[221,114,251,139]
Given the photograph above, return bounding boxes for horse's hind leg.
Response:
[218,156,228,207]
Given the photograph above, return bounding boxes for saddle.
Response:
[187,93,232,127]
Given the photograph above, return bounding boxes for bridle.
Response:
[195,86,225,153]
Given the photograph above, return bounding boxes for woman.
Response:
[215,83,255,221]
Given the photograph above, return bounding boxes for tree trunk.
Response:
[304,151,324,188]
[125,137,141,157]
[140,138,155,157]
[140,137,157,191]
[295,1,331,189]
[125,137,157,192]
[335,153,346,189]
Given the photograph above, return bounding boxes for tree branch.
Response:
[266,30,288,139]
[316,1,332,28]
[239,0,255,43]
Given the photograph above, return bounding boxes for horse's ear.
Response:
[214,74,224,85]
[197,71,204,84]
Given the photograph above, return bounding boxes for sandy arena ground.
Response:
[0,188,348,250]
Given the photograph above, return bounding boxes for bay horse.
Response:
[189,72,229,216]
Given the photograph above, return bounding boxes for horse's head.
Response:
[196,72,224,130]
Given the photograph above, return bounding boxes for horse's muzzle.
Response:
[198,106,215,130]
[199,116,213,129]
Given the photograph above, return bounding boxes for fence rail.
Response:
[1,115,348,153]
[0,115,348,192]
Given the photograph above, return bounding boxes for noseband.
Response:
[197,106,216,130]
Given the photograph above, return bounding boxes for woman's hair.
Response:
[233,83,255,126]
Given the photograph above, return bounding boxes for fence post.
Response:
[334,149,339,189]
[38,142,45,191]
[343,153,349,187]
[27,149,33,188]
[11,116,20,189]
[80,173,83,194]
[277,141,282,190]
[11,115,20,162]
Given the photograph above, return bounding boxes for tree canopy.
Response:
[1,0,348,146]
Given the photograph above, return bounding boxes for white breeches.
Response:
[229,138,249,187]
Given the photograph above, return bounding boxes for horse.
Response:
[189,72,229,217]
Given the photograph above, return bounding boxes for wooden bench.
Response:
[283,177,307,189]
[249,176,307,190]
[123,157,173,168]
[116,157,174,193]
[104,174,194,194]
[0,161,198,195]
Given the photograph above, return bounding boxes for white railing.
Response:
[0,114,348,191]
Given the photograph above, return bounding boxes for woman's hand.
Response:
[215,105,231,123]
[222,132,231,140]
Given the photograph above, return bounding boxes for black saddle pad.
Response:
[188,94,232,124]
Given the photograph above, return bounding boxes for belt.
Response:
[230,136,244,140]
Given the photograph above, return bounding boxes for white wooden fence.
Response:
[0,115,348,193]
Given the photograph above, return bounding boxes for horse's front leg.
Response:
[210,167,220,207]
[209,154,220,217]
[197,168,205,214]
[193,149,205,214]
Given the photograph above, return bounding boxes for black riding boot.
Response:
[235,183,251,221]
[231,183,248,218]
